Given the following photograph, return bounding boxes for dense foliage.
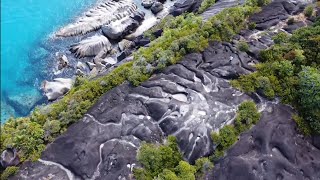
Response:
[134,136,213,180]
[211,101,261,159]
[0,166,19,180]
[231,23,320,134]
[198,0,215,14]
[1,4,258,165]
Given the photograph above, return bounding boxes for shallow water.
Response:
[1,0,97,122]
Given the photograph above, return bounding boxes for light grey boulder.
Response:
[58,54,69,70]
[76,61,87,71]
[142,0,155,8]
[41,78,73,101]
[86,62,96,70]
[70,35,111,58]
[102,17,140,40]
[118,39,134,51]
[55,0,138,37]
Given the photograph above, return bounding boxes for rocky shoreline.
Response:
[2,0,320,179]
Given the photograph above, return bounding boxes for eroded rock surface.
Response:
[13,41,256,179]
[205,103,320,180]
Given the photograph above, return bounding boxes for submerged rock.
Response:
[0,148,20,168]
[70,35,111,58]
[5,89,43,116]
[41,78,73,101]
[57,54,69,70]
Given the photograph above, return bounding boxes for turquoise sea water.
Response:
[1,0,97,122]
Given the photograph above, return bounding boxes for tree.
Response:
[298,66,320,133]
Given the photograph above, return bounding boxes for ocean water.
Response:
[1,0,97,122]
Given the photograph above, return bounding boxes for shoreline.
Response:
[1,0,177,123]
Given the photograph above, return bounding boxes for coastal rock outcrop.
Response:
[151,2,164,14]
[55,0,138,37]
[11,1,320,180]
[41,78,73,101]
[101,15,143,40]
[70,35,112,58]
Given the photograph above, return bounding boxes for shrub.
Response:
[246,0,271,7]
[273,32,288,44]
[195,157,214,178]
[198,0,216,14]
[1,167,19,180]
[304,5,314,17]
[287,17,295,25]
[135,136,183,179]
[211,125,237,158]
[293,115,311,136]
[235,101,261,133]
[134,136,201,180]
[238,41,250,52]
[248,22,256,30]
[211,101,260,159]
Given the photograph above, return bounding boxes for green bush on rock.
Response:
[1,166,19,180]
[231,23,320,134]
[1,4,259,164]
[198,0,216,14]
[211,101,260,159]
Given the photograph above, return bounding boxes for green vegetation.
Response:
[287,17,295,25]
[237,41,250,52]
[211,101,261,159]
[1,3,258,169]
[198,0,215,14]
[231,23,320,134]
[304,5,314,18]
[248,22,257,30]
[134,136,213,180]
[246,0,271,7]
[1,166,19,180]
[134,102,260,179]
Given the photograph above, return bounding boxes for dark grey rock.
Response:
[151,2,164,14]
[1,148,20,168]
[10,161,70,180]
[284,21,307,33]
[171,0,202,16]
[205,103,320,180]
[133,37,150,47]
[249,1,297,30]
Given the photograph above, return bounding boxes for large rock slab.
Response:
[205,103,320,180]
[13,42,256,179]
[249,0,299,30]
